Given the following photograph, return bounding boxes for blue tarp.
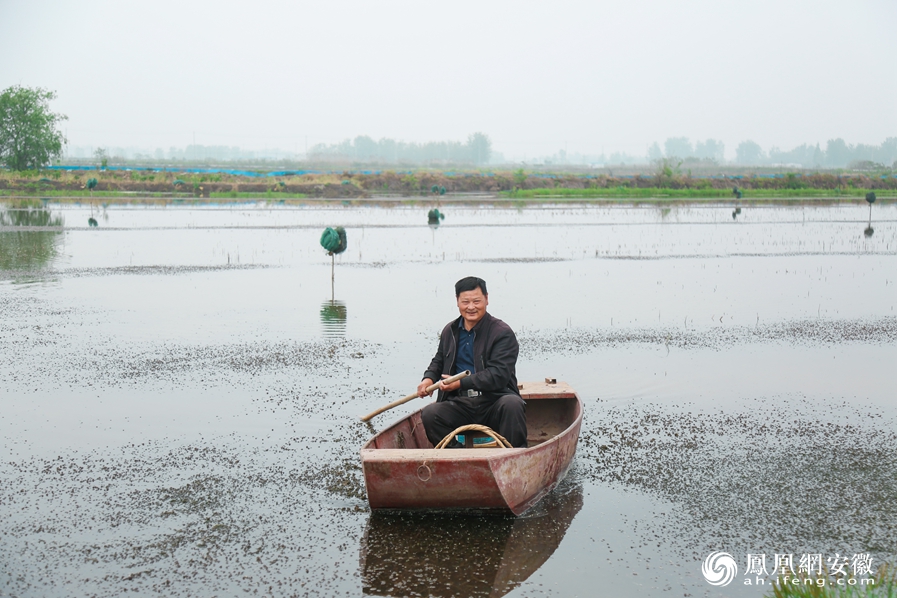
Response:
[47,165,329,177]
[42,165,897,180]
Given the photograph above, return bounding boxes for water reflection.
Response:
[864,225,874,238]
[427,208,445,228]
[0,204,64,271]
[320,300,347,337]
[360,482,583,597]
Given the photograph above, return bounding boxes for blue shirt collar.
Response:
[458,314,485,333]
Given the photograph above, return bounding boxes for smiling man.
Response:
[417,276,527,448]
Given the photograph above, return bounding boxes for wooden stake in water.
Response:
[865,199,874,236]
[320,226,346,302]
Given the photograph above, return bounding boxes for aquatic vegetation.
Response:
[503,187,895,199]
[576,395,897,569]
[765,563,897,598]
[1,202,894,597]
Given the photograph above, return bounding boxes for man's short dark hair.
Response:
[455,276,487,297]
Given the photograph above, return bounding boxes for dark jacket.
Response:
[422,311,520,402]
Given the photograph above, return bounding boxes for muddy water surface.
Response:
[1,201,895,597]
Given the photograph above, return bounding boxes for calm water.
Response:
[1,200,895,597]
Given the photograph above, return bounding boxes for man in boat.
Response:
[417,276,527,448]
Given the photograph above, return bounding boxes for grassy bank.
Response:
[209,191,307,199]
[1,167,895,201]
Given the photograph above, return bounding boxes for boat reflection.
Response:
[320,300,347,338]
[360,481,583,597]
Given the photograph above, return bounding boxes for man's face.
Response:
[457,288,488,329]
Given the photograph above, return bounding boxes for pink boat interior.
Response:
[363,381,580,450]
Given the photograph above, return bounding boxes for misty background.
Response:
[2,0,895,167]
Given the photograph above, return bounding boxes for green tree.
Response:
[94,147,108,169]
[0,86,67,171]
[735,140,765,165]
[653,157,682,187]
[466,132,492,165]
[694,139,725,162]
[664,137,693,160]
[824,138,851,168]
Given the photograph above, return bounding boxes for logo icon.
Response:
[702,551,738,586]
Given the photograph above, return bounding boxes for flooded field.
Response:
[1,200,895,597]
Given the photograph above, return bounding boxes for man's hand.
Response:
[439,374,462,393]
[417,378,436,398]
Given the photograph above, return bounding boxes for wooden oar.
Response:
[360,370,470,422]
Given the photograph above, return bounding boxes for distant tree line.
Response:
[732,138,897,169]
[647,136,897,169]
[648,138,726,164]
[308,133,493,166]
[168,145,296,161]
[64,144,299,163]
[4,84,893,172]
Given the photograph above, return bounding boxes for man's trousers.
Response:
[421,394,527,448]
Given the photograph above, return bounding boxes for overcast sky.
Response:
[2,0,895,159]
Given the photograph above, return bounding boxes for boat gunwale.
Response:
[360,391,582,457]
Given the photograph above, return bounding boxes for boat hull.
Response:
[360,381,582,515]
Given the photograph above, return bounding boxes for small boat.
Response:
[360,380,583,515]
